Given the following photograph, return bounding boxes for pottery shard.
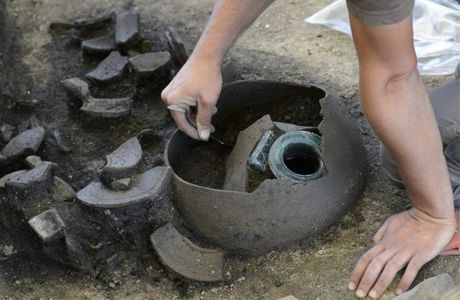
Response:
[85,51,128,84]
[102,137,142,182]
[115,10,141,47]
[80,97,132,118]
[52,176,76,202]
[0,170,27,188]
[224,115,274,192]
[1,126,46,161]
[150,223,224,282]
[128,52,171,78]
[5,161,55,203]
[25,155,42,168]
[110,178,132,191]
[77,166,171,208]
[62,77,90,110]
[28,208,65,242]
[165,26,189,67]
[393,273,455,300]
[73,8,115,30]
[81,35,117,55]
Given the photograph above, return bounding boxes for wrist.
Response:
[189,49,223,68]
[409,206,456,226]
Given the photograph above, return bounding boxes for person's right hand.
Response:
[161,55,222,141]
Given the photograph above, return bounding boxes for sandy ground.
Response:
[0,0,457,299]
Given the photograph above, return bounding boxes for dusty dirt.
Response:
[0,0,457,299]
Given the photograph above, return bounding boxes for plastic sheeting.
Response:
[306,0,460,75]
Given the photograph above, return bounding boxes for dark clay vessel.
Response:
[165,81,367,254]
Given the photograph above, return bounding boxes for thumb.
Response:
[196,99,215,141]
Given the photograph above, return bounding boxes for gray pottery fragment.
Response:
[165,81,367,254]
[150,223,224,282]
[115,10,141,48]
[28,208,65,242]
[165,26,188,67]
[128,51,171,78]
[1,126,46,162]
[85,51,128,84]
[77,166,171,208]
[393,273,455,300]
[0,170,27,188]
[81,35,117,55]
[102,137,142,182]
[224,115,274,192]
[73,8,115,29]
[80,97,132,118]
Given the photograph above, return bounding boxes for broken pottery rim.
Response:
[164,80,331,195]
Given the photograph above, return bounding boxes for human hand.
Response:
[161,55,222,141]
[348,207,456,299]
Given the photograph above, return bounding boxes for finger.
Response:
[373,220,389,245]
[355,249,398,298]
[349,245,385,291]
[170,110,199,140]
[368,251,413,299]
[395,255,426,295]
[196,99,215,141]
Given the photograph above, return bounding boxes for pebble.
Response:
[52,176,76,202]
[85,51,128,84]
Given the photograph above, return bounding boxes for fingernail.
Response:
[199,129,210,141]
[356,289,366,298]
[396,289,402,295]
[369,290,377,299]
[348,282,356,291]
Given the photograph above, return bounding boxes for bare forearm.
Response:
[191,0,276,64]
[361,69,454,219]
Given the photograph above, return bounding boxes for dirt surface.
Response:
[0,0,457,299]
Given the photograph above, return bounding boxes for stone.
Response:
[85,51,128,84]
[393,274,455,300]
[165,26,189,67]
[128,52,171,78]
[110,178,132,191]
[25,155,42,168]
[77,166,171,208]
[102,137,142,182]
[115,10,141,48]
[224,115,274,192]
[81,35,117,55]
[0,170,27,188]
[48,128,72,153]
[52,176,76,202]
[62,77,90,110]
[80,97,132,118]
[150,223,224,282]
[1,126,46,162]
[28,208,65,242]
[0,124,15,142]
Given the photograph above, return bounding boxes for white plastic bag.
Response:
[306,0,460,76]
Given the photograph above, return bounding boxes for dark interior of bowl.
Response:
[168,81,326,190]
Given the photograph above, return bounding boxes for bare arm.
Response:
[162,0,275,140]
[348,15,456,299]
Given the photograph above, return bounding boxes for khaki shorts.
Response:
[346,0,415,25]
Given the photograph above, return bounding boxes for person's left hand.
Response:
[348,207,456,299]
